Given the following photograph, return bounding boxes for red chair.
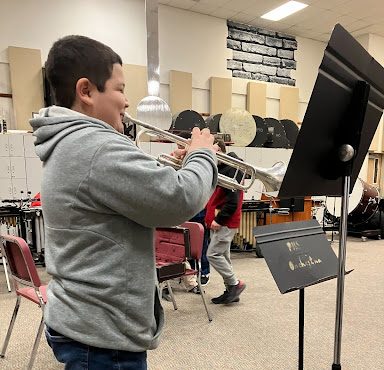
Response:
[155,222,212,322]
[155,226,189,311]
[0,235,47,370]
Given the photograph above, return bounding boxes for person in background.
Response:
[189,208,210,286]
[30,35,218,370]
[205,139,246,304]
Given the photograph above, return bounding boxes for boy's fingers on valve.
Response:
[189,127,217,153]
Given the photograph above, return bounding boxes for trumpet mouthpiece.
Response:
[123,112,131,124]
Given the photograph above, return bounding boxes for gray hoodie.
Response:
[31,106,217,352]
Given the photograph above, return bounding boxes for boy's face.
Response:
[91,63,128,133]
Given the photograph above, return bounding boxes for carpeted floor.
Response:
[0,234,383,370]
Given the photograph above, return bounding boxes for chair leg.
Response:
[27,316,44,370]
[197,276,212,322]
[1,256,11,292]
[0,296,21,357]
[166,281,178,310]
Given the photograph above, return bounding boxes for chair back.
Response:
[0,235,42,289]
[155,227,191,262]
[180,222,204,260]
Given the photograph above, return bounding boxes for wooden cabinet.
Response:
[260,196,312,224]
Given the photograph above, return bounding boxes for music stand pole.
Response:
[332,145,354,370]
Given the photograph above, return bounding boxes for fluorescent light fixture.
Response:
[261,1,308,21]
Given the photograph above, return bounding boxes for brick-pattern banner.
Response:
[227,20,297,86]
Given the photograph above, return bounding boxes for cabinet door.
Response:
[0,135,9,156]
[0,157,11,179]
[11,178,28,199]
[10,157,26,179]
[26,157,43,196]
[8,135,25,157]
[23,134,38,158]
[0,178,13,200]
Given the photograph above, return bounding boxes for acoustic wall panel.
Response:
[169,70,192,114]
[210,77,231,115]
[369,117,383,152]
[122,64,147,118]
[8,47,44,130]
[279,86,299,122]
[246,82,266,117]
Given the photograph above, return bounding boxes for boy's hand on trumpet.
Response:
[171,127,219,160]
[188,127,219,154]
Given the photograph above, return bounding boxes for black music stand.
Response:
[279,24,384,370]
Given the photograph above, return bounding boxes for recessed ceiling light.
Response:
[261,1,308,21]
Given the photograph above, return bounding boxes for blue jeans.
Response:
[45,326,147,370]
[189,214,210,276]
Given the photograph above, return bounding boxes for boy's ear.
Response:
[75,78,94,106]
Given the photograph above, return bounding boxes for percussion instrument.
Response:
[0,206,20,237]
[219,108,256,147]
[264,118,290,148]
[280,119,299,148]
[20,206,45,254]
[325,178,380,226]
[171,110,206,131]
[248,116,268,147]
[233,200,270,250]
[205,114,221,133]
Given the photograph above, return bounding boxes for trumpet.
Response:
[124,113,286,192]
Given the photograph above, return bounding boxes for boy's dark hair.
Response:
[45,35,122,108]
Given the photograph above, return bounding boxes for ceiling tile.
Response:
[344,19,372,33]
[311,0,350,10]
[166,0,194,10]
[212,7,237,19]
[281,7,329,26]
[161,0,384,42]
[190,3,219,14]
[196,0,229,7]
[248,18,274,29]
[224,2,281,17]
[230,11,258,24]
[221,0,273,13]
[331,0,382,18]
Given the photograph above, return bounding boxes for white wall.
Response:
[0,0,147,65]
[0,0,327,119]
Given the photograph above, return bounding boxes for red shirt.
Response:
[205,187,243,229]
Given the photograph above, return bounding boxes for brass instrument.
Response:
[124,114,286,192]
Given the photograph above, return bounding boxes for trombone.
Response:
[124,114,286,192]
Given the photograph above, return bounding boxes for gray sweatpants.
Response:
[207,226,238,286]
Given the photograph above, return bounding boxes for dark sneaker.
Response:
[200,275,210,286]
[211,290,239,304]
[188,285,201,295]
[225,280,246,303]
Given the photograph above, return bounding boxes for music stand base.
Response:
[332,363,341,370]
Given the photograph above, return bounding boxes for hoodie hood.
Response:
[30,106,116,162]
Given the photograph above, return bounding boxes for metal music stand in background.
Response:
[278,24,384,370]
